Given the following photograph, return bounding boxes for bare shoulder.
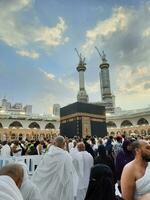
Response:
[121,160,136,180]
[123,160,135,172]
[121,160,136,200]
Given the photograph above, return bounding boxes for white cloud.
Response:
[80,3,150,110]
[16,50,39,59]
[35,17,69,47]
[0,0,69,55]
[82,7,130,56]
[114,64,150,110]
[0,0,32,48]
[39,68,55,80]
[143,28,150,37]
[116,65,150,95]
[86,81,99,94]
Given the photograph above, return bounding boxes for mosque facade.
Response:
[0,98,59,141]
[106,107,150,136]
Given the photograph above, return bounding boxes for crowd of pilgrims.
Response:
[0,134,150,200]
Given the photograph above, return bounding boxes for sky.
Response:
[0,0,150,114]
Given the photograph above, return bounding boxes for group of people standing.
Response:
[0,139,50,157]
[0,134,150,200]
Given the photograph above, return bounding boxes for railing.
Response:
[0,155,43,175]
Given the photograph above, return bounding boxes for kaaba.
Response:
[60,102,107,138]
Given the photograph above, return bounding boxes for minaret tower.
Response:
[75,49,89,103]
[95,47,115,112]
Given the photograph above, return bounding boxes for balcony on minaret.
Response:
[76,61,86,72]
[100,62,109,69]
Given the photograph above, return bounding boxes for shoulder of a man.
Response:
[122,161,136,176]
[121,160,136,187]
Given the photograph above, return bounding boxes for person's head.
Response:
[69,139,72,143]
[132,140,150,162]
[73,140,77,148]
[54,136,65,149]
[17,162,28,185]
[91,138,96,145]
[2,141,7,145]
[14,140,19,146]
[109,136,113,140]
[116,136,122,143]
[122,140,132,153]
[98,138,103,145]
[77,142,85,152]
[85,164,115,200]
[98,145,106,158]
[0,164,24,188]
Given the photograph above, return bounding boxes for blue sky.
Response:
[0,0,150,113]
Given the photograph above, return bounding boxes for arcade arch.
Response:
[137,118,149,125]
[45,123,55,129]
[107,121,117,128]
[121,120,133,127]
[29,122,40,129]
[9,121,23,128]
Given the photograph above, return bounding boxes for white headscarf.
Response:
[0,175,23,200]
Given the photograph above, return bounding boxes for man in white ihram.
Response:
[1,141,11,156]
[17,162,42,200]
[76,142,93,200]
[32,136,75,200]
[0,164,24,200]
[121,140,150,200]
[70,142,83,199]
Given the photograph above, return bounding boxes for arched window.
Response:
[137,118,149,125]
[9,121,23,128]
[107,121,117,128]
[121,120,133,127]
[29,122,40,129]
[45,123,55,129]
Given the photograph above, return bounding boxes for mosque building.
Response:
[0,98,59,141]
[0,51,149,140]
[75,48,150,136]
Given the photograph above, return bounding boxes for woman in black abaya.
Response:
[84,164,122,200]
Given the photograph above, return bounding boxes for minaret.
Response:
[75,49,89,103]
[95,48,115,112]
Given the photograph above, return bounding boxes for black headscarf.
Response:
[85,164,116,200]
[122,140,131,153]
[98,145,106,158]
